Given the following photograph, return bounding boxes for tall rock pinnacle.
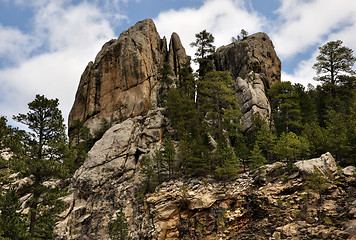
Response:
[68,19,189,134]
[214,32,281,130]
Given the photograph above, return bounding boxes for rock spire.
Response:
[68,19,189,135]
[214,32,281,129]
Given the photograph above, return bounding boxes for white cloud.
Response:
[272,0,356,60]
[154,0,266,61]
[281,56,319,87]
[0,26,37,65]
[272,0,356,86]
[0,0,119,128]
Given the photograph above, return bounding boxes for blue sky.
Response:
[0,0,355,128]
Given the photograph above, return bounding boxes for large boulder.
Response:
[294,152,337,178]
[214,32,281,130]
[68,19,189,135]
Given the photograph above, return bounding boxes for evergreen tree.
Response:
[324,110,350,161]
[293,83,317,125]
[177,137,211,176]
[254,118,276,163]
[190,29,215,76]
[140,155,158,193]
[249,144,267,170]
[313,40,356,85]
[0,188,28,240]
[158,62,174,106]
[198,71,239,144]
[164,88,201,139]
[95,118,110,141]
[268,82,302,134]
[273,132,309,168]
[240,29,248,39]
[302,122,328,157]
[190,29,216,59]
[347,101,356,164]
[109,206,130,240]
[214,144,239,180]
[68,119,92,146]
[67,120,93,173]
[162,134,176,179]
[0,117,12,148]
[177,61,196,100]
[11,94,69,238]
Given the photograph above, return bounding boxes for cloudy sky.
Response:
[1,0,355,128]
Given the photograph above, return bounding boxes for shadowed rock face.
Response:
[214,32,281,130]
[68,19,189,135]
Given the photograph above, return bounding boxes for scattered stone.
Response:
[343,166,356,176]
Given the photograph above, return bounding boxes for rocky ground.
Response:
[54,142,356,239]
[139,154,356,240]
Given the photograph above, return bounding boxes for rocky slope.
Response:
[68,19,189,135]
[214,33,281,129]
[55,138,356,240]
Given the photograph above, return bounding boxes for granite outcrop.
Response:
[214,32,281,129]
[68,19,189,135]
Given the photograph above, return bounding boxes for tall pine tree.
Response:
[12,94,69,238]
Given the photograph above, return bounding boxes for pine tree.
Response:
[162,134,176,178]
[12,94,69,238]
[140,155,158,193]
[190,29,215,76]
[240,29,248,39]
[268,82,302,134]
[273,132,309,168]
[324,110,350,161]
[0,188,28,240]
[214,144,239,180]
[249,144,267,170]
[313,40,356,85]
[198,71,239,144]
[190,29,216,59]
[254,119,276,163]
[109,206,130,240]
[67,119,93,173]
[177,137,211,176]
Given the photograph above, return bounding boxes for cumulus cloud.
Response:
[282,56,319,87]
[270,0,356,85]
[272,0,356,60]
[154,0,266,60]
[0,0,120,127]
[0,26,37,65]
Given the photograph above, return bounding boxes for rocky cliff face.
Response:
[68,19,189,135]
[214,33,281,129]
[56,109,166,239]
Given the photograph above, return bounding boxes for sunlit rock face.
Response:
[214,32,281,130]
[68,19,189,135]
